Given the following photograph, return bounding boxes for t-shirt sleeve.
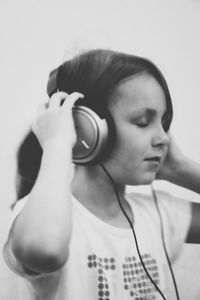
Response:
[156,190,192,262]
[3,195,59,280]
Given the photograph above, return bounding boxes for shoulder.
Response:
[127,189,191,212]
[126,189,192,261]
[126,189,192,240]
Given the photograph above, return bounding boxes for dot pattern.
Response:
[123,254,159,299]
[87,253,159,299]
[88,254,116,300]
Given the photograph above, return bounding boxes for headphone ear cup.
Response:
[46,66,116,164]
[96,109,116,162]
[72,106,115,165]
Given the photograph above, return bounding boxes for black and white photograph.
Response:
[1,1,200,299]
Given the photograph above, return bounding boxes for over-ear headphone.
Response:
[47,65,116,165]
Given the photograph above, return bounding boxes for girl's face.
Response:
[105,73,169,186]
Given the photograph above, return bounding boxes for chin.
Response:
[123,169,156,186]
[133,173,156,186]
[142,177,155,185]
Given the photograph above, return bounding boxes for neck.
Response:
[71,164,126,215]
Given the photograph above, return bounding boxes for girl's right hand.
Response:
[32,92,84,149]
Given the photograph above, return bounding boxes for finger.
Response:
[35,103,47,116]
[62,92,84,108]
[31,103,45,131]
[49,92,69,109]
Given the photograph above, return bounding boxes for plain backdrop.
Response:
[0,0,200,299]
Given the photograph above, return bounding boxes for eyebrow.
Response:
[130,108,166,117]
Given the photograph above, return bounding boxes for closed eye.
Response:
[136,122,149,128]
[135,117,151,127]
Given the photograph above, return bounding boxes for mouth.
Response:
[144,156,162,163]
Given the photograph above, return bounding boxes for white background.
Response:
[0,0,200,299]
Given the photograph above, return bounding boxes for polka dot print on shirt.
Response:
[87,253,159,299]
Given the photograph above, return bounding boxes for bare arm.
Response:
[167,157,200,243]
[166,157,200,193]
[157,136,200,243]
[9,92,84,273]
[158,145,200,194]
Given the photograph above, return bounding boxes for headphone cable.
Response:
[151,185,180,300]
[99,163,167,300]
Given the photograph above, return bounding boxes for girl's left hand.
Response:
[156,134,185,182]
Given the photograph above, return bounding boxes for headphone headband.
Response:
[47,65,63,97]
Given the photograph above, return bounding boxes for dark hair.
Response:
[15,49,173,202]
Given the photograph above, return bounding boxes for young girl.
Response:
[3,49,200,300]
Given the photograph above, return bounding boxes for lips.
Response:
[144,156,161,162]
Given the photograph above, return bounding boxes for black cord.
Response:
[99,163,167,300]
[151,185,180,300]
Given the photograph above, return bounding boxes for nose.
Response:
[152,126,169,148]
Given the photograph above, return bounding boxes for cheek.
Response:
[160,147,168,164]
[114,129,149,163]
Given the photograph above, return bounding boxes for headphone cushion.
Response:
[72,106,115,165]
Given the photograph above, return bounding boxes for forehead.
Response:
[109,74,166,116]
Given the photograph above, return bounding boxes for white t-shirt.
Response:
[3,191,191,300]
